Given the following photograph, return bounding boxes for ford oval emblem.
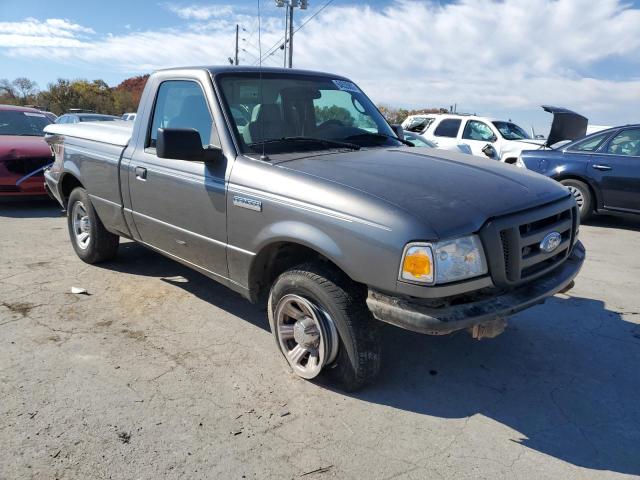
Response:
[540,232,562,253]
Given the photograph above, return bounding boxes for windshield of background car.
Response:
[404,116,434,133]
[0,110,52,136]
[404,133,435,147]
[492,121,531,140]
[79,115,117,122]
[217,73,402,155]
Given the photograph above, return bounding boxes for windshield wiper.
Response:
[249,136,360,151]
[344,132,414,147]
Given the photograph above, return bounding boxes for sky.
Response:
[1,0,639,132]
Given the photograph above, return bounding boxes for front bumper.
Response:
[366,241,585,335]
[0,159,53,197]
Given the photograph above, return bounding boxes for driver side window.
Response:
[462,120,495,141]
[148,80,214,149]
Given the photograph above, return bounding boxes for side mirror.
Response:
[482,144,497,158]
[157,128,222,162]
[390,124,404,139]
[490,134,498,143]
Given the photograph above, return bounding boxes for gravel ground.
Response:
[1,199,639,480]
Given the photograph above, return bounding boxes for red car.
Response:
[0,104,54,196]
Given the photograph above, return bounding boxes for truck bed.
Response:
[44,120,134,239]
[44,120,133,147]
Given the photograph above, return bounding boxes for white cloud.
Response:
[162,3,235,20]
[1,0,639,126]
[0,17,93,48]
[0,17,93,39]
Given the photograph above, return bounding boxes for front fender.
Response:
[253,220,349,274]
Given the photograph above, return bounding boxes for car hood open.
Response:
[542,105,588,147]
[278,147,570,238]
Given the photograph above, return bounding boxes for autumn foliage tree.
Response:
[0,74,149,116]
[377,105,448,124]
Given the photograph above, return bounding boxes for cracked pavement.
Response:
[1,199,639,479]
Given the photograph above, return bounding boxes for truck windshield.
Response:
[492,121,531,141]
[0,110,52,136]
[217,73,403,155]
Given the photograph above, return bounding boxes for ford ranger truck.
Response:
[43,67,585,390]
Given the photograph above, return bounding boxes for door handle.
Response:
[592,164,612,171]
[135,166,147,180]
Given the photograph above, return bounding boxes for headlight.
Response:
[400,235,488,285]
[515,155,526,168]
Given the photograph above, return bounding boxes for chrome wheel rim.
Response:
[72,201,91,250]
[274,294,338,379]
[567,185,584,210]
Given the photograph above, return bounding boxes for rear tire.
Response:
[268,262,381,391]
[560,179,592,222]
[67,187,119,264]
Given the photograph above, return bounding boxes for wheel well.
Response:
[60,174,84,208]
[556,175,599,210]
[249,242,342,305]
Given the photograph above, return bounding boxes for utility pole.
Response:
[282,5,288,67]
[287,3,294,68]
[235,24,239,65]
[275,0,308,68]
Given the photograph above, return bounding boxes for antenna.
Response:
[258,0,269,161]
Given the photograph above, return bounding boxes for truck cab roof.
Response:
[157,65,352,81]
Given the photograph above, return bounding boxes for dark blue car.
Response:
[519,125,640,221]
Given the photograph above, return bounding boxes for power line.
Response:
[254,0,336,66]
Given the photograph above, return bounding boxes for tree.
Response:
[377,104,449,124]
[0,79,17,100]
[38,79,81,115]
[314,105,355,126]
[13,77,38,104]
[115,74,148,111]
[2,75,148,114]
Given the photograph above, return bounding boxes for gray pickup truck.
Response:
[44,66,585,390]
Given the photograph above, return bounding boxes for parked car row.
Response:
[55,113,120,124]
[402,106,588,163]
[517,125,640,220]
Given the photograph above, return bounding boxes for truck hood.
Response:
[277,147,569,238]
[0,135,52,161]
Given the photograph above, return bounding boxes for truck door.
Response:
[590,127,640,213]
[128,79,229,277]
[429,118,462,150]
[460,119,498,158]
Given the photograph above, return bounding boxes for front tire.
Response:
[67,187,119,264]
[268,263,381,391]
[560,179,592,221]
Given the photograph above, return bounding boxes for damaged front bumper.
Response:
[366,241,585,335]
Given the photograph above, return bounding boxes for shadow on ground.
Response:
[0,198,62,218]
[351,296,640,475]
[96,241,640,475]
[99,241,269,332]
[584,212,640,232]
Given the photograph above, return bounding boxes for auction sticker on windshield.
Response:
[332,80,360,93]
